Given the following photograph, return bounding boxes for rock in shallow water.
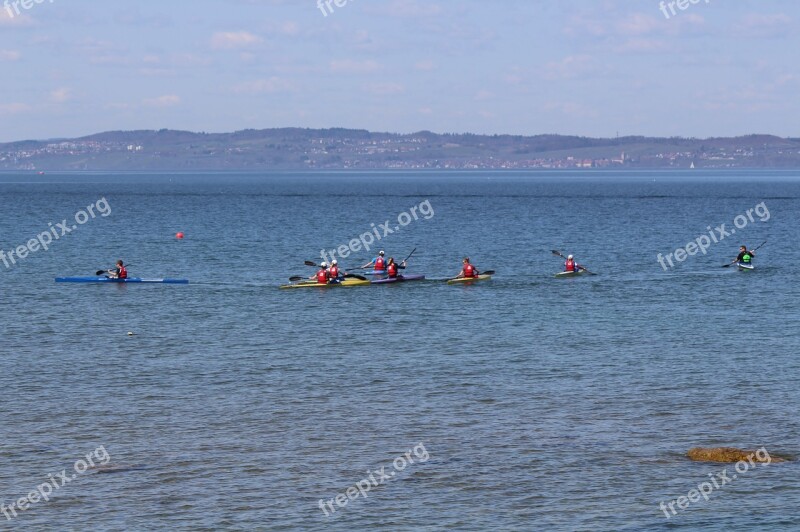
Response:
[687,447,787,463]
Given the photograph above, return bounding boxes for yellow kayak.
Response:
[447,274,492,285]
[280,278,371,289]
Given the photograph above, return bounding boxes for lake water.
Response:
[1,170,798,530]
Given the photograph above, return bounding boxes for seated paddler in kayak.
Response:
[311,262,331,284]
[361,250,387,272]
[564,254,583,273]
[454,257,479,279]
[328,259,343,284]
[107,260,127,279]
[735,245,755,265]
[386,257,401,278]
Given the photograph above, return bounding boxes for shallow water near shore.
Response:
[1,170,799,530]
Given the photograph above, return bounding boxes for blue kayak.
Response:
[55,276,189,284]
[362,270,389,276]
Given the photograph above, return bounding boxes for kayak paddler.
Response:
[564,254,583,273]
[312,261,330,284]
[386,257,400,278]
[361,250,387,271]
[107,260,127,279]
[735,245,755,265]
[454,257,479,279]
[328,259,343,284]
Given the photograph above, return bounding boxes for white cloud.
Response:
[330,59,380,73]
[380,0,442,18]
[0,50,21,61]
[0,10,34,27]
[543,55,605,81]
[543,101,598,119]
[50,88,71,103]
[143,95,181,107]
[735,13,793,38]
[233,77,294,94]
[0,103,31,114]
[211,31,263,50]
[365,82,404,95]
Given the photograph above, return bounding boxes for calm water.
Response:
[1,170,799,531]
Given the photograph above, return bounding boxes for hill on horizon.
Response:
[2,128,799,171]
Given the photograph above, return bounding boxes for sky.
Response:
[0,0,798,142]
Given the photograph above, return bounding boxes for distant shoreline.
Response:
[2,128,799,171]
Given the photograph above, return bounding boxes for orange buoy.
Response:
[176,232,184,239]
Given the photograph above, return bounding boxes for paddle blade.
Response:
[304,260,318,267]
[289,276,306,281]
[95,270,106,276]
[481,270,496,276]
[345,273,368,281]
[551,250,565,258]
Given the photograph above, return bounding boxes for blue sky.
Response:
[0,0,798,141]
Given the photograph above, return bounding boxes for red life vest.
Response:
[463,264,476,278]
[329,266,339,278]
[118,265,127,279]
[565,259,576,272]
[375,257,385,270]
[316,269,328,283]
[387,263,398,277]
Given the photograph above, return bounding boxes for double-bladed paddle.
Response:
[402,247,417,265]
[551,250,597,275]
[290,272,367,282]
[95,264,134,276]
[722,240,767,267]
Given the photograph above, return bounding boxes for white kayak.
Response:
[737,263,755,271]
[555,270,588,278]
